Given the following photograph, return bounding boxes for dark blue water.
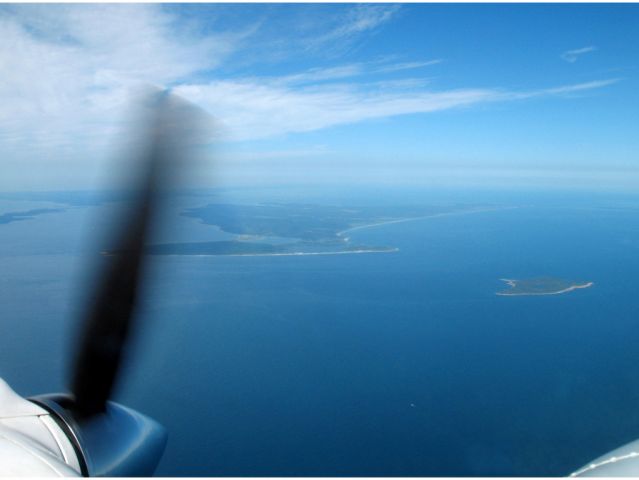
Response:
[2,188,639,476]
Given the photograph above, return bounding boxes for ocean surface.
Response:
[2,186,639,476]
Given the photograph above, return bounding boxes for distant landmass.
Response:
[144,203,494,257]
[0,208,65,225]
[497,277,594,296]
[181,203,477,241]
[0,190,134,206]
[143,240,397,256]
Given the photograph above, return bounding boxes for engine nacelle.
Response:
[30,393,167,477]
[0,378,166,477]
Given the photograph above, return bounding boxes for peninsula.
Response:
[143,240,398,256]
[142,202,494,257]
[496,277,594,296]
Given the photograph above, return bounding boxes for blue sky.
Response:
[1,3,638,191]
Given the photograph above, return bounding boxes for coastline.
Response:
[337,206,515,237]
[148,247,400,257]
[109,205,515,259]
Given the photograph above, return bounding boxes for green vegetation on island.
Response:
[181,203,470,241]
[497,277,594,296]
[143,202,490,257]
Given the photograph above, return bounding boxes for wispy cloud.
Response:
[561,46,597,63]
[272,59,441,85]
[530,78,618,95]
[175,78,618,141]
[308,5,401,49]
[375,60,442,74]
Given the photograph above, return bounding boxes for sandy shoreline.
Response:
[337,206,515,237]
[150,248,400,258]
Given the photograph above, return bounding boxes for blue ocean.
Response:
[2,186,639,476]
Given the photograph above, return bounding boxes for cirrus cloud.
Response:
[561,46,597,63]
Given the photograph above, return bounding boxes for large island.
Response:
[496,277,594,296]
[143,202,493,257]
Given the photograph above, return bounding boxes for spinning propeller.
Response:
[24,90,209,476]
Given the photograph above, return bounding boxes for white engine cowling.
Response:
[0,379,81,477]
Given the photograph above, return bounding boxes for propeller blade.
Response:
[27,91,214,476]
[69,90,171,417]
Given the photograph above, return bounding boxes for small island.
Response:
[497,277,594,296]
